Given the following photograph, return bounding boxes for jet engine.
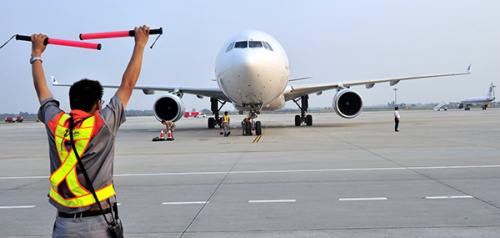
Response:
[153,94,185,122]
[333,89,363,119]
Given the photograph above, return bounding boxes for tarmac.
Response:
[1,108,499,237]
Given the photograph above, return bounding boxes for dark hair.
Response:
[395,107,399,110]
[69,79,103,112]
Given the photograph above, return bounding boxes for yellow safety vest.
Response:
[49,114,115,208]
[223,115,230,123]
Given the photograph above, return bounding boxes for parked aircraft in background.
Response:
[52,30,471,135]
[458,82,495,110]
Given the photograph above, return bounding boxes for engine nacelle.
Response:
[263,94,285,111]
[333,89,363,119]
[153,94,185,122]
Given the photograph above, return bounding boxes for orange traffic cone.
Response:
[166,128,174,141]
[160,129,165,140]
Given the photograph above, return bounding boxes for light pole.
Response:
[393,88,398,107]
[493,84,496,108]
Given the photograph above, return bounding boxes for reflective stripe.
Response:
[49,183,115,208]
[223,115,230,123]
[49,114,115,208]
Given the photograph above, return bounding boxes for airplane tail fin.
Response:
[487,82,495,97]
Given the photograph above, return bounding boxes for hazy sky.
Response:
[1,1,498,114]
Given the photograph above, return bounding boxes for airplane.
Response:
[52,30,471,135]
[458,82,495,110]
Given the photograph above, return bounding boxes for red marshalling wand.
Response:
[15,35,101,50]
[79,27,163,40]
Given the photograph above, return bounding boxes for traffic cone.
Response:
[166,128,174,141]
[160,129,165,140]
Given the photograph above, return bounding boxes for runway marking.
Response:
[253,134,263,143]
[0,205,36,209]
[161,201,209,205]
[339,197,387,201]
[248,199,296,203]
[425,195,474,200]
[2,164,500,180]
[0,176,48,180]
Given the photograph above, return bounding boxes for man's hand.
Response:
[31,34,48,57]
[134,25,150,49]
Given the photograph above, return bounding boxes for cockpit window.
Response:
[225,42,234,52]
[264,41,274,51]
[249,41,263,48]
[228,41,274,52]
[235,41,248,48]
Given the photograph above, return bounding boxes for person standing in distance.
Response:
[394,106,400,132]
[32,26,150,237]
[222,111,231,137]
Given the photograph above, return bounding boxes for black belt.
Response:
[58,207,112,218]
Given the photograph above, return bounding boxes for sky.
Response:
[1,0,499,114]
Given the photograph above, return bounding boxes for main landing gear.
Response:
[293,95,313,126]
[208,98,226,129]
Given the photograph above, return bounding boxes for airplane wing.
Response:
[125,85,230,102]
[51,77,231,102]
[283,65,471,101]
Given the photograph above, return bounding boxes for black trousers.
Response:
[395,118,399,131]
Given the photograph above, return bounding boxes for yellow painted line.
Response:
[253,134,263,143]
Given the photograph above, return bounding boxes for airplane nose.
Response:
[232,50,263,78]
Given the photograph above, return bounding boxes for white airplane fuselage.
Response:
[458,82,495,110]
[215,30,290,113]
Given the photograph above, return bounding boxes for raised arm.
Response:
[115,25,150,108]
[31,34,53,103]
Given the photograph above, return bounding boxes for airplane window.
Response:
[249,41,263,48]
[225,42,234,52]
[264,42,274,51]
[235,41,248,48]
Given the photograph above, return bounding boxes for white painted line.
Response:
[3,164,500,180]
[161,201,208,205]
[248,199,296,203]
[425,195,474,200]
[0,176,48,180]
[339,197,387,201]
[0,205,36,209]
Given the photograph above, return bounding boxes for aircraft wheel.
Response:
[208,117,215,129]
[306,115,313,126]
[245,121,252,135]
[295,115,301,126]
[255,121,262,135]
